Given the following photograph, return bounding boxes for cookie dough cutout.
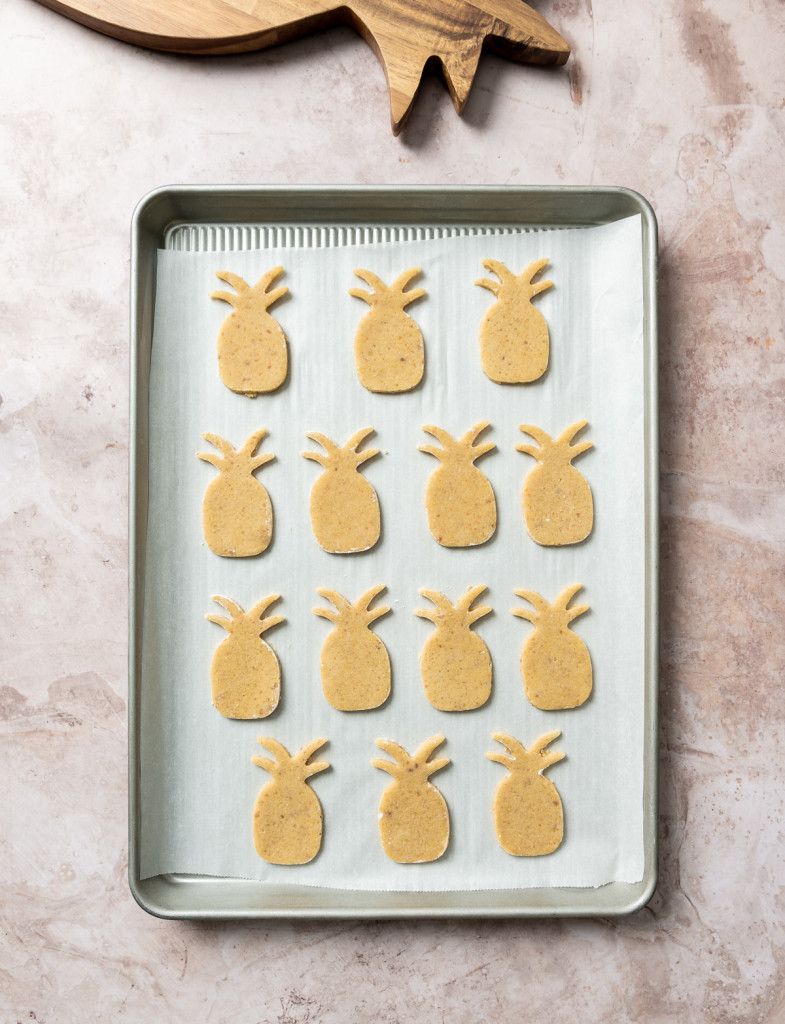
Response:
[372,735,450,863]
[302,427,380,553]
[313,585,391,710]
[487,731,565,857]
[512,584,591,710]
[210,267,289,395]
[206,594,284,719]
[475,258,553,383]
[414,585,492,711]
[251,737,329,865]
[350,267,425,392]
[419,422,496,547]
[197,428,275,557]
[516,420,593,545]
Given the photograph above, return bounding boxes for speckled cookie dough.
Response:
[419,422,496,547]
[206,594,284,719]
[372,735,450,863]
[512,584,592,710]
[516,420,593,545]
[349,267,425,392]
[475,258,553,383]
[487,731,565,857]
[210,267,289,395]
[302,427,380,553]
[313,585,391,710]
[251,737,329,865]
[197,428,275,557]
[414,585,492,711]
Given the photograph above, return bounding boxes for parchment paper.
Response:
[139,215,646,890]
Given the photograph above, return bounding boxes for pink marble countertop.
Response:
[2,0,783,1019]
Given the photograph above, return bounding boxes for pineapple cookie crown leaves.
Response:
[372,734,450,782]
[197,428,276,475]
[210,267,288,312]
[313,584,390,628]
[511,583,589,628]
[487,730,565,775]
[414,584,491,628]
[475,257,553,301]
[419,421,495,466]
[251,736,330,782]
[349,267,426,309]
[516,420,593,466]
[206,593,284,637]
[302,426,380,470]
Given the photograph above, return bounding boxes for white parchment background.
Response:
[139,215,646,891]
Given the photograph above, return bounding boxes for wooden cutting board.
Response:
[32,0,570,134]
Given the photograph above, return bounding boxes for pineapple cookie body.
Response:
[419,422,496,547]
[313,585,391,710]
[207,594,284,718]
[197,429,275,557]
[210,268,288,395]
[251,737,329,865]
[517,420,593,545]
[372,735,450,863]
[302,427,380,553]
[350,267,425,392]
[415,585,492,711]
[512,584,592,709]
[476,258,553,383]
[487,731,565,856]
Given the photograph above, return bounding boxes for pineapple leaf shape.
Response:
[372,734,450,863]
[349,267,426,392]
[313,585,391,710]
[47,3,570,138]
[487,731,565,856]
[512,583,592,710]
[197,428,275,557]
[210,267,289,395]
[516,420,593,545]
[476,258,553,383]
[302,427,381,553]
[206,594,284,719]
[419,421,496,547]
[251,737,329,865]
[414,585,492,711]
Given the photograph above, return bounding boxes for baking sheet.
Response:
[138,216,647,893]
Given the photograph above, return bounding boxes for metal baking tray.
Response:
[129,185,658,918]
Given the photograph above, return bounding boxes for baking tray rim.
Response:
[129,183,659,919]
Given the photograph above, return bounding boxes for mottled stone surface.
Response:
[1,0,784,1019]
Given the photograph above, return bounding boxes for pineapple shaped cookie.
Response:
[419,422,496,547]
[487,731,565,856]
[251,737,329,865]
[197,428,275,557]
[313,585,391,710]
[349,267,426,392]
[372,735,450,863]
[210,267,289,395]
[207,594,284,718]
[512,584,592,710]
[516,420,593,545]
[475,258,553,383]
[302,427,380,553]
[415,585,492,711]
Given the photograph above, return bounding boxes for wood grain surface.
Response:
[31,0,570,132]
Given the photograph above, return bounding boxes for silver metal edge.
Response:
[128,194,142,914]
[128,188,152,917]
[129,184,180,919]
[127,184,659,919]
